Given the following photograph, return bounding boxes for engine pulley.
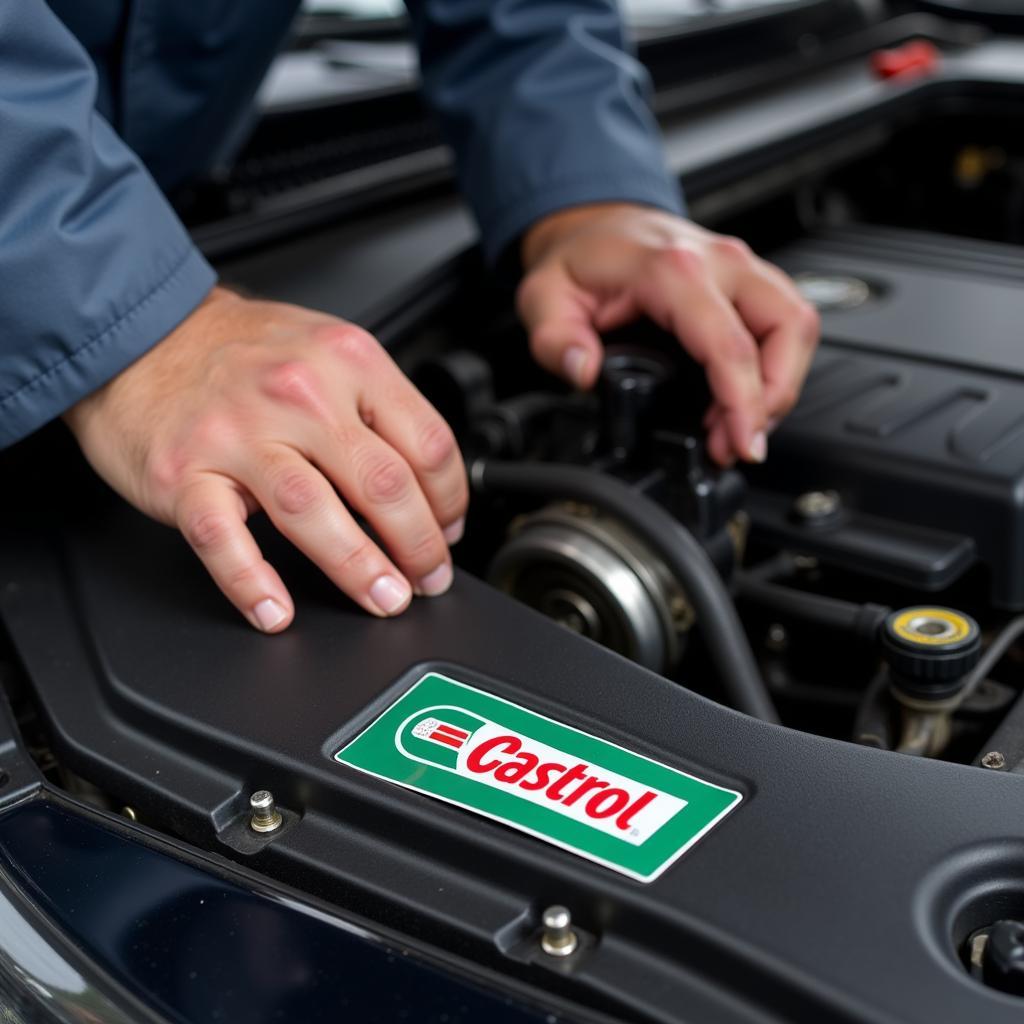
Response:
[488,504,692,674]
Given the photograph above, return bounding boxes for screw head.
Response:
[249,790,283,833]
[982,751,1007,771]
[793,490,841,523]
[540,904,579,958]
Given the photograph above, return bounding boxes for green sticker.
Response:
[335,672,742,882]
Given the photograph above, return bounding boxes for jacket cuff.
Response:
[0,245,216,448]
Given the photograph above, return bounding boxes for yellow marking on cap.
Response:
[891,608,972,646]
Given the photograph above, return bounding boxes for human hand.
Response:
[518,203,820,466]
[63,287,468,632]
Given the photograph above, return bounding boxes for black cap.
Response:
[983,920,1024,996]
[882,606,981,700]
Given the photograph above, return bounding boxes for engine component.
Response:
[539,906,579,959]
[753,225,1024,609]
[472,459,779,723]
[249,790,283,834]
[882,607,982,702]
[882,606,982,757]
[489,504,691,674]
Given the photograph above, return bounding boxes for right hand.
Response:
[63,286,468,632]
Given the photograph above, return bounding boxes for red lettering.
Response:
[561,776,608,807]
[466,735,520,774]
[494,751,540,784]
[586,788,630,819]
[546,764,589,801]
[616,791,658,830]
[520,761,567,791]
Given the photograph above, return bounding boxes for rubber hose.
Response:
[737,576,890,644]
[470,459,779,724]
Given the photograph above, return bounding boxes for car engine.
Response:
[2,11,1024,1023]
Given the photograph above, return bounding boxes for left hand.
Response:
[517,203,820,466]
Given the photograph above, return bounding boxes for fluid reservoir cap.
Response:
[870,39,941,81]
[882,606,981,699]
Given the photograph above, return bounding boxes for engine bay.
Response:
[397,88,1024,769]
[3,16,1024,1024]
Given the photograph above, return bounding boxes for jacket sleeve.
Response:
[405,0,685,267]
[0,2,217,449]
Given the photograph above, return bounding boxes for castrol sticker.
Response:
[334,673,742,882]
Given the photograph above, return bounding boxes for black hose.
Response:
[959,614,1024,705]
[736,576,890,645]
[470,458,780,724]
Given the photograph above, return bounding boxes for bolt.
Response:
[121,806,138,822]
[249,790,283,833]
[982,751,1007,771]
[793,490,841,523]
[540,905,579,958]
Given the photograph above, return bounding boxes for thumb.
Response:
[516,265,604,389]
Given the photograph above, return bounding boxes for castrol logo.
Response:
[398,708,687,845]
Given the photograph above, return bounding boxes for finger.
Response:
[732,262,820,421]
[315,427,454,597]
[706,419,735,468]
[358,364,469,544]
[516,264,604,389]
[243,446,414,617]
[176,474,294,633]
[637,251,767,462]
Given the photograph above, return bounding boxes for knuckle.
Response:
[360,452,413,505]
[272,469,323,517]
[400,529,446,567]
[146,448,187,493]
[711,235,753,262]
[190,413,239,453]
[181,507,233,553]
[655,246,707,281]
[336,539,375,579]
[261,361,327,415]
[225,561,262,591]
[416,417,458,474]
[317,323,381,368]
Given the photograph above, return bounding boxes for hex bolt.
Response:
[249,790,283,833]
[540,905,579,958]
[982,751,1007,771]
[793,490,841,523]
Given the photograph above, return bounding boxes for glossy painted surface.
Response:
[0,802,559,1024]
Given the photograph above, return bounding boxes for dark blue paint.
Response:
[0,802,558,1024]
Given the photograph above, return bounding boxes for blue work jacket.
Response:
[0,1,682,447]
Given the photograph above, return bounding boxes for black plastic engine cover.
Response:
[4,468,1024,1023]
[754,225,1024,606]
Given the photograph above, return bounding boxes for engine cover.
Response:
[753,225,1024,606]
[3,476,1024,1023]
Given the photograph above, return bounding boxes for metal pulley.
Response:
[488,503,693,674]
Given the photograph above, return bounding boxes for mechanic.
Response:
[0,2,819,633]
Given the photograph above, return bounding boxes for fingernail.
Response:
[749,431,768,463]
[563,346,589,388]
[417,562,453,597]
[252,598,287,632]
[370,574,411,615]
[443,516,465,546]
